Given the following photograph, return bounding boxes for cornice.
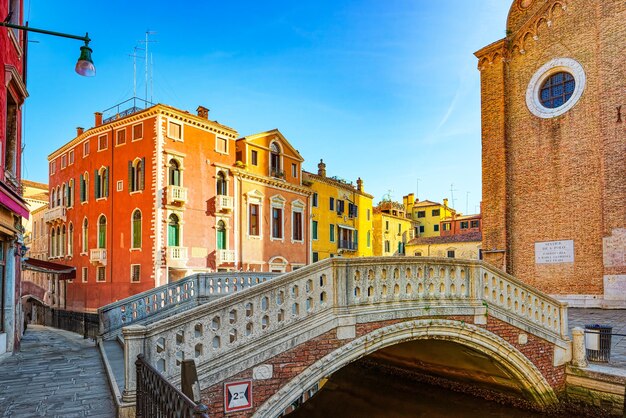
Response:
[303,171,374,199]
[48,104,238,161]
[232,168,312,195]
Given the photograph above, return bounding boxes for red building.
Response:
[47,104,239,311]
[440,213,482,237]
[0,0,29,356]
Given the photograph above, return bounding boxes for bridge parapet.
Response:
[98,272,279,339]
[123,257,569,395]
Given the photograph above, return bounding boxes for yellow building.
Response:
[303,160,373,261]
[406,231,482,260]
[372,200,416,256]
[402,194,456,238]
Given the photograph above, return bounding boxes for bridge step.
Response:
[102,339,125,395]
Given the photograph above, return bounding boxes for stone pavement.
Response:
[568,308,626,368]
[0,325,115,417]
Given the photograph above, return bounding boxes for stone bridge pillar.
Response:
[122,324,147,402]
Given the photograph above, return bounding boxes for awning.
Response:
[0,186,30,219]
[337,224,356,231]
[22,258,76,280]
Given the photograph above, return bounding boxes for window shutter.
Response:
[128,161,133,191]
[104,167,109,197]
[79,174,84,202]
[94,170,99,198]
[140,157,146,190]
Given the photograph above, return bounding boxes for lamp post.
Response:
[0,21,95,76]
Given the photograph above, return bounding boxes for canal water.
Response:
[287,360,571,418]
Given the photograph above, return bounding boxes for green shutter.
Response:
[104,167,109,197]
[94,169,99,198]
[140,157,145,190]
[79,174,84,202]
[217,229,226,250]
[128,161,133,191]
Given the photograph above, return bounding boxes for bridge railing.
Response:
[98,272,279,338]
[122,257,568,387]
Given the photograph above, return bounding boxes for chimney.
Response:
[356,177,363,192]
[443,198,449,207]
[317,159,326,177]
[76,127,84,136]
[406,193,414,205]
[197,106,209,119]
[94,112,103,127]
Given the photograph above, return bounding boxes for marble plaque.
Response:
[535,240,574,264]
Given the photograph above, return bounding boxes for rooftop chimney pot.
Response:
[76,127,84,136]
[94,112,103,127]
[197,106,209,119]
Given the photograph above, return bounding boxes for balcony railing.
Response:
[167,246,188,268]
[216,195,234,212]
[167,185,188,204]
[90,248,107,265]
[44,205,67,223]
[217,249,235,263]
[338,240,358,251]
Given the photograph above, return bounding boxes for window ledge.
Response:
[247,235,262,240]
[129,190,143,196]
[95,197,107,202]
[130,248,142,252]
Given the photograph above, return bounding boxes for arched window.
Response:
[98,215,106,249]
[61,225,66,257]
[82,218,88,253]
[270,142,281,176]
[56,186,61,207]
[80,172,89,202]
[169,159,181,186]
[51,189,56,208]
[217,220,226,250]
[168,214,180,246]
[96,167,109,198]
[68,223,74,256]
[51,228,56,257]
[129,158,145,192]
[61,184,66,206]
[56,226,61,257]
[216,171,227,196]
[132,210,142,248]
[68,179,74,207]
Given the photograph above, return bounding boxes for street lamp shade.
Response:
[75,43,95,77]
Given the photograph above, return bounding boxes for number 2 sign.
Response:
[224,380,253,413]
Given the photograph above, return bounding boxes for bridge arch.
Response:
[254,319,558,417]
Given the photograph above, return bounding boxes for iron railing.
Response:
[38,307,99,339]
[136,354,208,418]
[102,97,153,124]
[338,239,358,251]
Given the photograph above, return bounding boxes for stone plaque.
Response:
[535,240,574,264]
[604,275,626,301]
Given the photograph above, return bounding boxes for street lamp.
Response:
[0,21,95,76]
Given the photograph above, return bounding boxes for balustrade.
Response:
[216,195,234,212]
[167,185,188,204]
[123,257,568,387]
[43,205,67,223]
[89,248,107,265]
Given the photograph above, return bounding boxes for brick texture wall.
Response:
[478,0,626,297]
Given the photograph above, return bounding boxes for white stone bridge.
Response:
[109,257,572,417]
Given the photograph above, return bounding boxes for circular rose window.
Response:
[526,58,586,118]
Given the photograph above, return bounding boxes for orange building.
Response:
[47,103,239,311]
[233,129,310,272]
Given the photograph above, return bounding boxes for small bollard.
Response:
[181,359,201,403]
[572,327,588,368]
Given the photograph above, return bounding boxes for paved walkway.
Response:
[0,325,115,417]
[568,308,626,368]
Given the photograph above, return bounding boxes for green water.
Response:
[287,361,571,418]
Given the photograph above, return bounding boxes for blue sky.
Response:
[22,1,509,214]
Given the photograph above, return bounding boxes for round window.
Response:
[539,72,575,109]
[526,58,586,119]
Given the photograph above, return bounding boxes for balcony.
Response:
[217,249,235,264]
[166,246,188,268]
[338,240,358,251]
[216,195,234,212]
[44,205,67,223]
[167,185,188,205]
[90,248,107,266]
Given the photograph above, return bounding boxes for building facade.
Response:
[304,160,373,262]
[440,213,482,237]
[476,0,626,307]
[1,0,29,356]
[372,201,416,256]
[47,104,239,311]
[233,129,310,272]
[406,231,482,260]
[402,194,456,238]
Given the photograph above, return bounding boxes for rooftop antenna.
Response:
[466,191,470,214]
[449,183,458,209]
[384,189,393,201]
[416,178,421,200]
[139,30,157,106]
[129,46,145,99]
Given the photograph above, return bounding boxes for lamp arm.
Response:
[0,21,90,44]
